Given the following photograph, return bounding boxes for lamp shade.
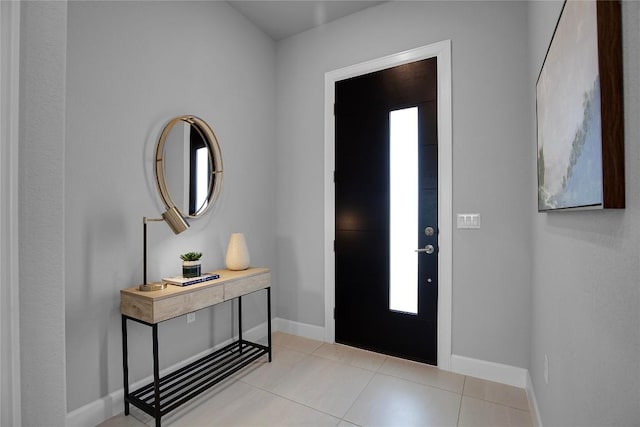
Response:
[162,206,189,234]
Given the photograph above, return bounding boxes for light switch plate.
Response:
[457,213,481,229]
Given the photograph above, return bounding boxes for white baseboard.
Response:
[273,317,326,342]
[66,387,125,427]
[526,371,544,427]
[450,354,528,388]
[66,322,270,427]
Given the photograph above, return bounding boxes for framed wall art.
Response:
[536,0,624,211]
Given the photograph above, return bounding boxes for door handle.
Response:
[415,244,435,254]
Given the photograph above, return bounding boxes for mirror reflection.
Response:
[155,116,223,218]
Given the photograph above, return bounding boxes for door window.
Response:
[389,106,418,315]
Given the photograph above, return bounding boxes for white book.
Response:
[162,273,220,287]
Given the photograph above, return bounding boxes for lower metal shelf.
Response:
[127,340,269,417]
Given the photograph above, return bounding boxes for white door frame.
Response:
[323,40,453,370]
[0,0,22,424]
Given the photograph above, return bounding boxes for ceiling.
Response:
[227,1,386,41]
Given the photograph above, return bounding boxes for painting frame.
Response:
[536,0,624,212]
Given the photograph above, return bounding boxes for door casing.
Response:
[0,0,23,424]
[323,40,453,370]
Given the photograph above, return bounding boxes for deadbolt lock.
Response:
[424,227,435,236]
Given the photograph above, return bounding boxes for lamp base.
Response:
[139,282,167,292]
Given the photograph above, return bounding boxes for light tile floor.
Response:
[99,332,533,427]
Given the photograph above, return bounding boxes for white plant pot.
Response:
[182,260,201,278]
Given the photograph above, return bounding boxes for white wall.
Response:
[62,1,276,414]
[275,1,532,369]
[528,1,640,425]
[19,1,68,425]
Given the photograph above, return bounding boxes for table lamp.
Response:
[140,206,189,291]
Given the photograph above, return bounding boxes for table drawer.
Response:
[154,284,224,322]
[224,272,270,300]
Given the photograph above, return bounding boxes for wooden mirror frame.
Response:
[155,115,223,218]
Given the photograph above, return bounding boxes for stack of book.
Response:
[162,273,220,287]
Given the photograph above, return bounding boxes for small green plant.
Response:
[180,252,202,262]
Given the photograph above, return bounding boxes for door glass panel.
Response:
[389,107,418,315]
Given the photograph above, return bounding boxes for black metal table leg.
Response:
[122,315,130,415]
[267,287,272,362]
[238,296,243,354]
[152,324,161,427]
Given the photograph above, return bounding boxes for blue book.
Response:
[163,273,220,287]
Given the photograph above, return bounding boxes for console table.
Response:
[120,267,271,427]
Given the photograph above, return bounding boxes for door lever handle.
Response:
[415,245,435,254]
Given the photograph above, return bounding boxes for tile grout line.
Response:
[373,369,465,395]
[256,339,379,425]
[294,338,467,398]
[463,377,532,413]
[242,375,355,424]
[463,395,533,414]
[310,342,385,426]
[456,375,467,427]
[311,345,390,374]
[339,367,377,426]
[238,348,356,424]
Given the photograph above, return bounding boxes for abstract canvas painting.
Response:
[536,0,624,211]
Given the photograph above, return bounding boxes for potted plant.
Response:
[180,252,202,278]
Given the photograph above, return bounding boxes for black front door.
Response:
[334,58,438,364]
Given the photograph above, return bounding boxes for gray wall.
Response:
[528,1,640,425]
[275,1,532,368]
[62,1,276,413]
[19,1,68,425]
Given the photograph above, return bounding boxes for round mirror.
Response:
[155,115,223,218]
